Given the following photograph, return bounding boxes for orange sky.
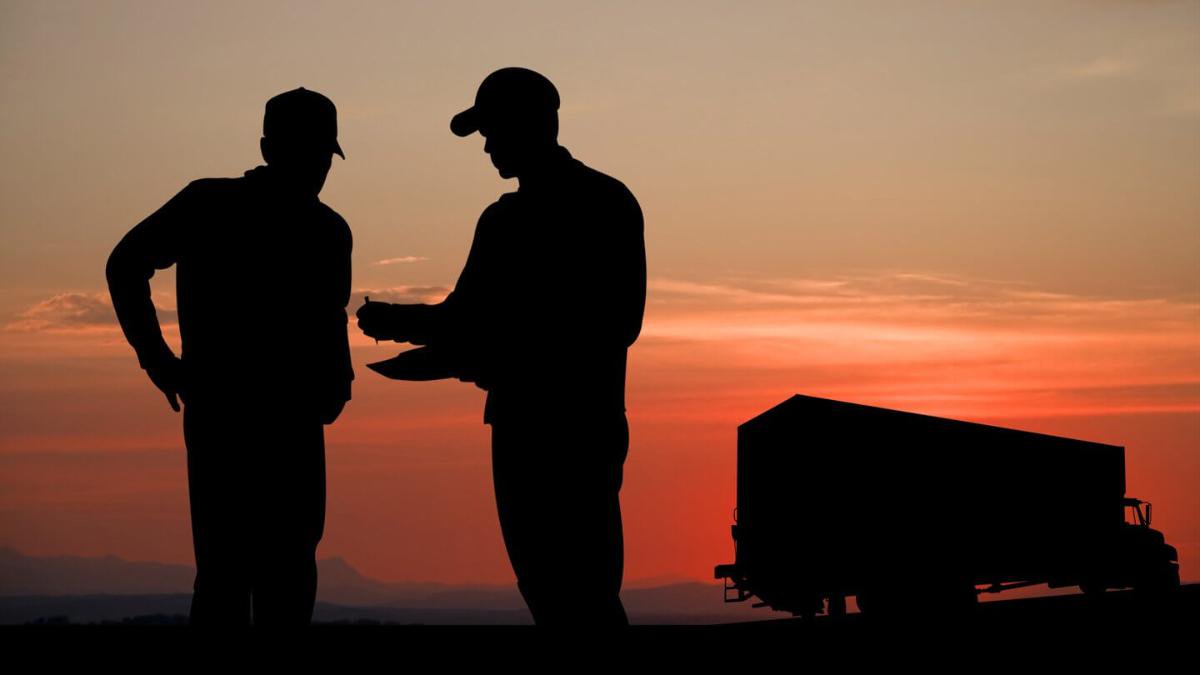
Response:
[0,1,1197,587]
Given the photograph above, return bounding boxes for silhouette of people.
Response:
[357,67,646,625]
[105,88,354,626]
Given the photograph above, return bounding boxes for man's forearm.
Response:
[363,301,449,345]
[105,183,191,370]
[335,307,354,399]
[106,250,175,370]
[393,302,448,345]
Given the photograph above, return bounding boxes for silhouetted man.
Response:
[357,68,646,625]
[105,88,353,626]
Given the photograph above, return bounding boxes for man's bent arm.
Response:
[105,184,193,369]
[357,298,453,347]
[583,186,646,350]
[326,217,355,404]
[359,202,499,347]
[614,190,647,348]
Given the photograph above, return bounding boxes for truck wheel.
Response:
[1135,564,1180,595]
[855,591,871,615]
[855,590,886,617]
[855,588,912,619]
[827,595,847,617]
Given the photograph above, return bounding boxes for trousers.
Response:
[181,399,326,626]
[490,412,630,625]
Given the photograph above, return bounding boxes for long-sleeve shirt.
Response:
[106,165,353,411]
[418,146,646,425]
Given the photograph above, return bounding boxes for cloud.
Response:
[4,292,176,333]
[1058,57,1137,80]
[1041,43,1199,117]
[638,271,1200,419]
[647,272,1197,333]
[8,274,1196,420]
[355,285,452,305]
[374,256,429,266]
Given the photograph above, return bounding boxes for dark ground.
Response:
[4,585,1195,666]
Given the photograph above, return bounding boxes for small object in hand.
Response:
[364,295,378,344]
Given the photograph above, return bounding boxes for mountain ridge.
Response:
[0,547,773,623]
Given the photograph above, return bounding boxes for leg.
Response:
[250,418,326,626]
[558,415,629,625]
[184,403,252,627]
[491,422,544,621]
[491,415,630,625]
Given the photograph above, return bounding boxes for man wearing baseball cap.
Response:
[358,67,646,625]
[107,87,354,626]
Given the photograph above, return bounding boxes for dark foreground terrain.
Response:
[6,584,1194,630]
[4,584,1194,667]
[734,582,1198,631]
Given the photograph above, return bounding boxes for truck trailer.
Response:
[714,394,1180,617]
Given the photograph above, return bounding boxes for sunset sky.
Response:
[1,1,1197,588]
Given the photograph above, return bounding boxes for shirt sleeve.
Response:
[571,183,646,351]
[611,185,647,349]
[326,214,355,401]
[429,200,505,382]
[105,182,195,369]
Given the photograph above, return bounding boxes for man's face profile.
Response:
[481,125,522,179]
[261,137,334,195]
[479,115,555,180]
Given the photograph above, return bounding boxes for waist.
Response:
[483,387,627,426]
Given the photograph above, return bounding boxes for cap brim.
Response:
[333,139,345,159]
[450,107,480,137]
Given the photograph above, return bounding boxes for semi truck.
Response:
[714,394,1180,617]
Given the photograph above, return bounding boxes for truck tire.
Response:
[931,583,979,615]
[1135,564,1180,595]
[827,594,847,617]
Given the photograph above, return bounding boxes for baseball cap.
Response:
[263,87,345,159]
[450,67,560,137]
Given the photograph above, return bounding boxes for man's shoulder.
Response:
[148,177,242,218]
[481,191,521,221]
[166,176,255,215]
[182,176,350,242]
[314,200,349,227]
[314,201,352,247]
[570,159,639,208]
[181,176,244,198]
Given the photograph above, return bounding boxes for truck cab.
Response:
[1077,498,1180,595]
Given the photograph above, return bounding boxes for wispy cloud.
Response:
[3,292,177,333]
[639,272,1200,419]
[1058,57,1137,80]
[7,273,1197,420]
[648,272,1197,332]
[355,285,452,305]
[374,256,429,266]
[1041,45,1199,117]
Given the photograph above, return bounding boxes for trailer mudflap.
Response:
[715,563,752,602]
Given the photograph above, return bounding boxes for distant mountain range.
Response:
[0,547,779,625]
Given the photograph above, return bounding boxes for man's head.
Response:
[260,87,345,196]
[450,68,559,179]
